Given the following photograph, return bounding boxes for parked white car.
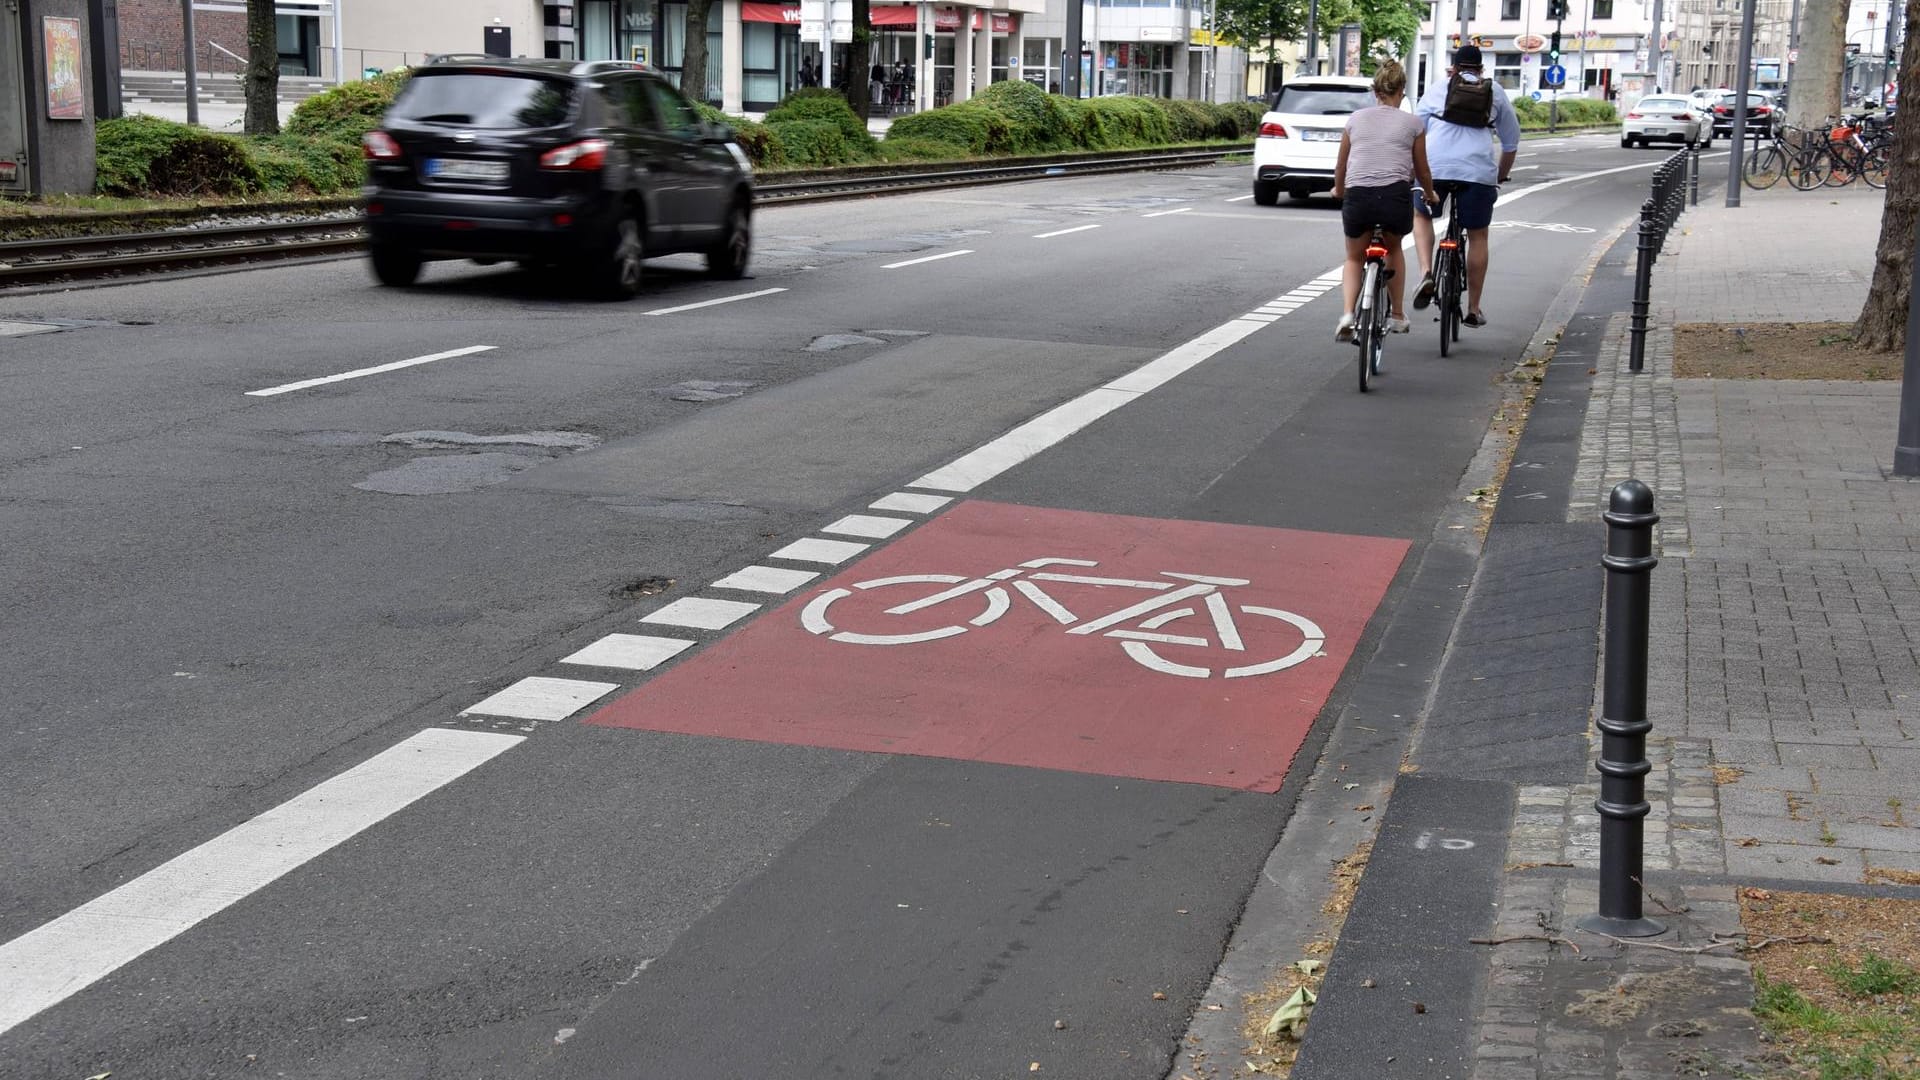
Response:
[1252,76,1391,205]
[1621,94,1709,148]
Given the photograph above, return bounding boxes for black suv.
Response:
[362,56,754,298]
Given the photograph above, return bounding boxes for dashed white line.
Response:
[768,537,870,565]
[640,597,760,630]
[709,565,820,594]
[821,514,913,540]
[883,250,974,269]
[871,492,952,514]
[1144,207,1193,218]
[1225,194,1254,202]
[461,677,620,721]
[643,288,788,315]
[0,727,523,1037]
[1034,224,1102,239]
[246,346,495,397]
[561,634,695,670]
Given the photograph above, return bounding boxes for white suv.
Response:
[1252,76,1390,204]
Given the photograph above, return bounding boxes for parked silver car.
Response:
[1621,95,1709,148]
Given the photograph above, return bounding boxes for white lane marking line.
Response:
[710,565,819,594]
[0,727,521,1037]
[461,677,619,721]
[0,321,60,337]
[562,633,695,670]
[821,514,913,540]
[641,597,760,630]
[1034,224,1101,238]
[1225,194,1254,202]
[911,386,1141,492]
[1144,207,1193,218]
[1511,165,1540,171]
[245,346,495,397]
[1245,314,1280,323]
[769,537,870,565]
[883,250,973,269]
[871,491,952,514]
[643,288,788,315]
[1104,320,1267,396]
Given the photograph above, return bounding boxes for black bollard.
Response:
[1689,142,1701,207]
[1627,203,1655,373]
[1577,480,1667,939]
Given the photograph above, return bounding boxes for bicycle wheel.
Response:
[1744,146,1784,189]
[1863,145,1890,189]
[1369,264,1388,377]
[1787,148,1832,190]
[1435,250,1454,358]
[1823,145,1857,187]
[800,575,1007,645]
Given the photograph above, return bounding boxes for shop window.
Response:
[1501,0,1521,18]
[1493,51,1522,89]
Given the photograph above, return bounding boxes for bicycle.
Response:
[1744,125,1831,190]
[798,556,1328,680]
[1426,184,1467,357]
[1820,114,1889,189]
[1353,225,1392,393]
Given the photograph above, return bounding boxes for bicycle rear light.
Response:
[1365,244,1389,259]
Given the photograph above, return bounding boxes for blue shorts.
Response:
[1414,180,1499,230]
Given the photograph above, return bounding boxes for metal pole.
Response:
[1576,479,1667,940]
[1893,221,1920,476]
[1724,0,1756,206]
[1063,0,1081,97]
[181,0,199,127]
[1689,141,1700,205]
[1308,0,1320,76]
[1629,199,1654,371]
[332,0,344,84]
[1649,0,1664,90]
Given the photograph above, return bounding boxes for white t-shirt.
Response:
[1343,104,1425,188]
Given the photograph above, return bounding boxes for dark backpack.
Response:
[1440,72,1495,127]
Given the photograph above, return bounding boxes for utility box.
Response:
[6,0,98,197]
[484,24,511,57]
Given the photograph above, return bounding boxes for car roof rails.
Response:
[425,53,497,64]
[572,59,650,75]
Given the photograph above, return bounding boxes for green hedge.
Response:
[284,69,411,143]
[885,100,1013,155]
[95,115,261,196]
[1076,96,1173,149]
[765,87,876,155]
[696,101,783,167]
[971,80,1082,152]
[766,118,863,166]
[1512,96,1617,129]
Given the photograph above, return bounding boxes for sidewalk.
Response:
[1292,183,1920,1079]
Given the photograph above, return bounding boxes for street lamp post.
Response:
[1725,0,1757,206]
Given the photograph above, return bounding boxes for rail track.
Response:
[0,147,1245,289]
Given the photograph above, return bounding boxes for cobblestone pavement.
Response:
[1467,185,1920,1078]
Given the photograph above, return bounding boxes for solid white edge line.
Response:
[1225,194,1254,202]
[246,346,495,397]
[1144,207,1193,218]
[643,288,788,315]
[0,727,524,1037]
[882,250,974,269]
[1034,224,1101,239]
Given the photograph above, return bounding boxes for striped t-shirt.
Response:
[1342,105,1425,188]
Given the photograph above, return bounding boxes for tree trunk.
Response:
[682,0,714,103]
[1853,0,1920,351]
[243,0,279,136]
[850,0,873,121]
[1786,0,1849,130]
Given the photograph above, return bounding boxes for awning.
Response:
[742,3,1017,31]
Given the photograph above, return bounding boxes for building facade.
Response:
[1415,0,1657,100]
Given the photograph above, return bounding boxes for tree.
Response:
[1214,0,1355,82]
[243,0,279,136]
[849,0,873,121]
[1785,0,1848,130]
[682,0,714,104]
[1852,0,1919,351]
[1356,0,1425,72]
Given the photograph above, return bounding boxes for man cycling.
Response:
[1411,44,1521,328]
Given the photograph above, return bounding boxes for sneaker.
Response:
[1389,316,1411,334]
[1412,275,1436,310]
[1334,312,1355,343]
[1464,311,1488,328]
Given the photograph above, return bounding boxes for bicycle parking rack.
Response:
[1628,149,1693,373]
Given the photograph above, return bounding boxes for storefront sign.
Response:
[743,2,803,22]
[749,4,1020,31]
[1514,33,1546,53]
[43,16,85,120]
[1140,26,1179,41]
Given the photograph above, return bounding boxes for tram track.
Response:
[0,147,1245,289]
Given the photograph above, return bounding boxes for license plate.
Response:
[425,158,509,183]
[1644,127,1666,134]
[1301,129,1341,142]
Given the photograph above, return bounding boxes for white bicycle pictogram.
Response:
[799,557,1327,679]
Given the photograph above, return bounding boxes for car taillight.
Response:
[1675,112,1693,120]
[362,130,402,160]
[1258,121,1289,138]
[1626,112,1643,119]
[540,138,609,170]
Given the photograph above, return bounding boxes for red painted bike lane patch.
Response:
[586,501,1410,791]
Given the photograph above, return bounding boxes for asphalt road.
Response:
[0,134,1676,1079]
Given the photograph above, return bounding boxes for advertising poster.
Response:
[44,16,85,120]
[1338,24,1362,76]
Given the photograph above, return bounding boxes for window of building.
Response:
[1501,0,1522,20]
[1592,0,1613,16]
[1493,51,1522,89]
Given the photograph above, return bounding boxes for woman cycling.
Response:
[1331,60,1434,342]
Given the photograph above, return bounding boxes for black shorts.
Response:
[1341,181,1414,239]
[1414,180,1499,230]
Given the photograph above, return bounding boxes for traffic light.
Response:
[1549,30,1562,62]
[1546,0,1567,20]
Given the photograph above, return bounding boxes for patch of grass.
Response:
[1829,952,1920,998]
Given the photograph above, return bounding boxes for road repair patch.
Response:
[586,501,1409,791]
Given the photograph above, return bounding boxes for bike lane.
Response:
[536,158,1661,1080]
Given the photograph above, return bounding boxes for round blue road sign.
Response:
[1543,64,1567,87]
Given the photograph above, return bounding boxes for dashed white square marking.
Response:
[641,597,761,630]
[871,492,952,514]
[1244,314,1280,323]
[769,537,870,565]
[562,634,694,670]
[821,514,913,540]
[711,565,819,594]
[461,677,619,721]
